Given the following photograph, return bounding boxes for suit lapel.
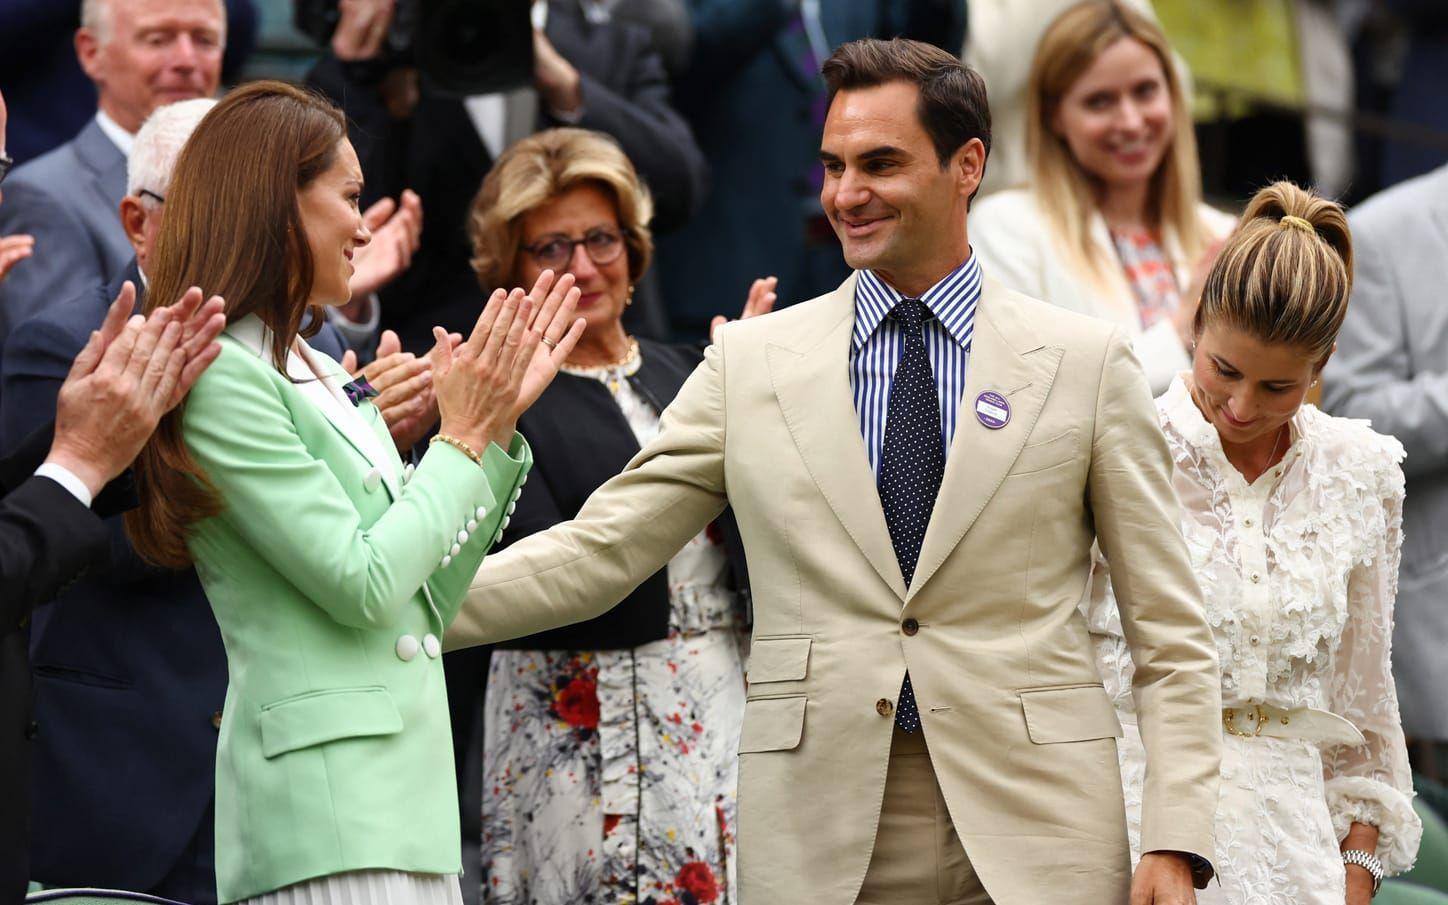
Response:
[73,120,127,214]
[907,279,1063,601]
[768,277,907,599]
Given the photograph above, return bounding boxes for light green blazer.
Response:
[182,316,530,903]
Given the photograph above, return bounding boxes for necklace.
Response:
[1260,422,1289,480]
[565,335,638,371]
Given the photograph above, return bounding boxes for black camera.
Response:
[295,0,534,96]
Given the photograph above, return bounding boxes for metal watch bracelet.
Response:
[1342,848,1384,895]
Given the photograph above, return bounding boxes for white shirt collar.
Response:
[94,110,136,157]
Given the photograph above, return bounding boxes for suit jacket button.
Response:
[364,467,383,492]
[396,634,420,662]
[422,633,441,659]
[876,698,893,717]
[902,618,919,636]
[24,721,39,739]
[210,711,223,730]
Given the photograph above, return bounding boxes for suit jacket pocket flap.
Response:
[260,686,403,758]
[738,694,806,753]
[1008,429,1080,476]
[1019,684,1122,744]
[746,637,811,683]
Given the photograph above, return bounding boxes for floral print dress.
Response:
[480,349,747,905]
[1084,376,1421,903]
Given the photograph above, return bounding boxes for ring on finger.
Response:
[541,336,558,349]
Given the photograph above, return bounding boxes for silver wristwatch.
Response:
[1342,849,1384,895]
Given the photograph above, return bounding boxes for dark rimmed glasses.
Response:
[522,227,625,272]
[138,189,165,204]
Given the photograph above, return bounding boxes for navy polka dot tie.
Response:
[877,298,943,734]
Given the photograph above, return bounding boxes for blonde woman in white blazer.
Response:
[973,0,1235,395]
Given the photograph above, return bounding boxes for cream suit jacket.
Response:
[448,274,1223,905]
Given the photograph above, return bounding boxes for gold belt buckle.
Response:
[1223,704,1268,738]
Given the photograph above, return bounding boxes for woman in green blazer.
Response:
[126,82,583,905]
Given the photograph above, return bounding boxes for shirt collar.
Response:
[94,110,135,157]
[853,252,982,352]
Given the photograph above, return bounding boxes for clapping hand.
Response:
[47,281,226,497]
[428,270,582,455]
[0,233,33,283]
[341,329,440,454]
[710,275,777,341]
[349,190,422,300]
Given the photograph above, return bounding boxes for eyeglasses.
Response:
[522,227,625,272]
[137,189,165,205]
[0,152,12,187]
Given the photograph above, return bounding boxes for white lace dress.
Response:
[1085,377,1421,903]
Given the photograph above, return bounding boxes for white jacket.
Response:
[972,188,1236,394]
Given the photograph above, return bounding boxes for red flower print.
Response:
[675,861,719,904]
[553,677,599,730]
[603,814,622,837]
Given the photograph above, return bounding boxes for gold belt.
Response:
[1222,703,1365,746]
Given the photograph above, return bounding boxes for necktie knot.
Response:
[889,298,930,336]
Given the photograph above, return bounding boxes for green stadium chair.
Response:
[1377,880,1448,905]
[1402,796,1448,894]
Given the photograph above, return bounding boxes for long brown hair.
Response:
[127,80,347,567]
[1026,0,1206,280]
[1195,181,1352,366]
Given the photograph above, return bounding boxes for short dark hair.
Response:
[821,38,992,170]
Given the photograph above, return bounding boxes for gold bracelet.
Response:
[429,433,484,468]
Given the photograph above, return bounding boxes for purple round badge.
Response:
[974,391,1011,430]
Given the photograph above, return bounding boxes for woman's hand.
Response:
[1345,865,1373,905]
[513,269,585,421]
[430,288,538,454]
[710,275,777,342]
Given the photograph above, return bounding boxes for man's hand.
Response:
[1130,852,1197,905]
[0,233,34,283]
[47,282,225,498]
[346,329,440,454]
[348,190,422,300]
[533,28,583,116]
[332,0,395,61]
[710,275,777,341]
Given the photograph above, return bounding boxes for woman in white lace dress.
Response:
[1085,182,1421,904]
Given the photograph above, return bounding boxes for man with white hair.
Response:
[0,0,225,341]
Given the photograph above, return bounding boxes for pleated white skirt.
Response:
[239,870,463,905]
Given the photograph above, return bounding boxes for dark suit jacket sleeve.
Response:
[560,25,708,231]
[683,0,797,83]
[885,0,967,52]
[2,315,149,581]
[0,180,109,338]
[0,433,109,629]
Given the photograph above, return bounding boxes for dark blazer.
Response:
[1,422,111,904]
[494,337,748,650]
[307,0,708,354]
[658,0,966,331]
[0,262,345,899]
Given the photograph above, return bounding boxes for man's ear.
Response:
[119,196,148,252]
[956,137,987,199]
[75,28,104,83]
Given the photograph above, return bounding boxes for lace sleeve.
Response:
[1322,460,1421,875]
[1081,550,1137,716]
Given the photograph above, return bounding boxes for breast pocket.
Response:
[746,636,811,684]
[1007,429,1080,477]
[1018,683,1122,744]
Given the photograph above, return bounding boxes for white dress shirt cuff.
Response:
[34,463,94,508]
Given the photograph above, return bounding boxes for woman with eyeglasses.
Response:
[462,128,768,904]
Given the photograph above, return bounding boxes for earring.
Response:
[626,284,635,307]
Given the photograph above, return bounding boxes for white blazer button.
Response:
[466,519,478,532]
[507,501,517,516]
[511,488,522,503]
[475,505,488,520]
[450,543,461,557]
[364,467,383,492]
[423,634,441,658]
[402,463,416,484]
[501,516,511,531]
[457,530,468,544]
[395,634,420,662]
[493,528,504,544]
[441,555,452,568]
[520,472,529,487]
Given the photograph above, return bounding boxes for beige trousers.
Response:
[855,727,995,905]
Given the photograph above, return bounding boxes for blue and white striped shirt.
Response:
[850,255,982,475]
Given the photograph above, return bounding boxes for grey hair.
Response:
[127,98,217,202]
[81,0,227,46]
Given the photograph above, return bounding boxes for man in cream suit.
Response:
[449,39,1222,905]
